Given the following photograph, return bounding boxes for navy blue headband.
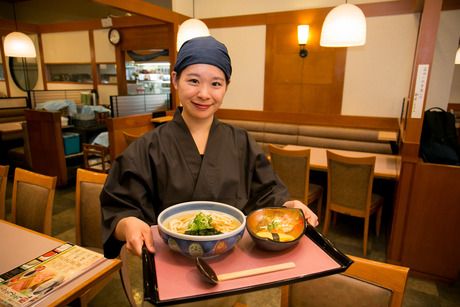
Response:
[174,36,232,81]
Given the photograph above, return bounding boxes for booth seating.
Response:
[221,119,398,155]
[0,97,29,124]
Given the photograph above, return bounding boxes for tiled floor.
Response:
[3,178,460,306]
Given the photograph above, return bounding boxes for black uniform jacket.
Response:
[100,109,289,258]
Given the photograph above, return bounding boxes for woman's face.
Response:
[172,64,227,121]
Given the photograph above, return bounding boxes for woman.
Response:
[101,36,318,258]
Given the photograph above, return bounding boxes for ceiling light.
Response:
[4,2,37,58]
[176,19,210,51]
[320,3,366,47]
[4,32,36,58]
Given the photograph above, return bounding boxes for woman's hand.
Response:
[283,200,319,227]
[114,216,155,257]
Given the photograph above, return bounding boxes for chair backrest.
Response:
[122,131,142,146]
[105,113,154,161]
[25,109,68,186]
[21,122,32,168]
[83,144,111,173]
[11,168,57,235]
[0,164,9,220]
[287,255,409,307]
[268,144,310,202]
[74,168,136,306]
[75,168,107,248]
[326,150,375,212]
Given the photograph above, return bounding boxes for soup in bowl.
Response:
[157,201,246,258]
[246,207,305,251]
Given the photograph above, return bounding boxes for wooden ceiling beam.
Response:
[92,0,188,24]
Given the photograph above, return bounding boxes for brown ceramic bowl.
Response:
[246,207,305,251]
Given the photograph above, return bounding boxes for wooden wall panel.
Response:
[400,162,460,281]
[119,25,170,51]
[264,23,345,114]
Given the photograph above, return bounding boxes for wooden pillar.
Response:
[387,0,443,264]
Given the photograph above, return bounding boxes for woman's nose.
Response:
[197,84,211,99]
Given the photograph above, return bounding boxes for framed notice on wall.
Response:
[411,64,430,119]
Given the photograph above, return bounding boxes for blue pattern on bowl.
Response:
[157,201,246,258]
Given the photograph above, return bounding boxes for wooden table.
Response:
[0,220,121,306]
[283,145,401,179]
[0,121,23,141]
[151,115,173,126]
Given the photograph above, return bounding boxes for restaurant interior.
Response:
[0,0,460,306]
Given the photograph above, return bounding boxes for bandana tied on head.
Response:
[174,36,232,81]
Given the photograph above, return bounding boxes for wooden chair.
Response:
[0,164,9,220]
[83,143,111,173]
[105,114,154,161]
[323,150,384,256]
[75,168,136,306]
[25,109,70,187]
[122,131,142,146]
[268,145,324,219]
[7,122,32,170]
[283,255,409,307]
[11,167,57,235]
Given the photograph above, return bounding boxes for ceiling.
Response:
[0,0,172,24]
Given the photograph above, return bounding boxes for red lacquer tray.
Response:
[143,225,352,306]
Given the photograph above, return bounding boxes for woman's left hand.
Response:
[283,200,319,227]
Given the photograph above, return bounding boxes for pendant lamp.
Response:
[4,2,36,58]
[320,3,366,47]
[176,18,210,51]
[4,32,36,58]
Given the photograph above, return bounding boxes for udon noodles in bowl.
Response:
[157,201,246,258]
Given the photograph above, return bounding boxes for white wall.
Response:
[94,29,116,63]
[192,0,387,19]
[211,26,266,110]
[172,1,460,118]
[342,14,419,117]
[426,9,460,109]
[42,31,91,63]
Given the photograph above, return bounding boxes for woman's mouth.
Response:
[192,102,212,110]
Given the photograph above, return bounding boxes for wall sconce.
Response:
[297,25,309,58]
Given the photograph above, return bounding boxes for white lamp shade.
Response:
[176,19,210,51]
[320,3,366,47]
[455,47,460,64]
[4,31,36,58]
[297,25,309,45]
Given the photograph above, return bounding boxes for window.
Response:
[98,63,117,84]
[46,64,92,83]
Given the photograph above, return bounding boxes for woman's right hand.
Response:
[114,216,155,257]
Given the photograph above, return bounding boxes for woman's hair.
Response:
[174,36,232,83]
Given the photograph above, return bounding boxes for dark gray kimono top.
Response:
[100,109,289,258]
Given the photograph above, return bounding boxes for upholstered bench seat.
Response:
[221,119,396,154]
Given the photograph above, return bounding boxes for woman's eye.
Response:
[212,81,223,87]
[187,79,199,84]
